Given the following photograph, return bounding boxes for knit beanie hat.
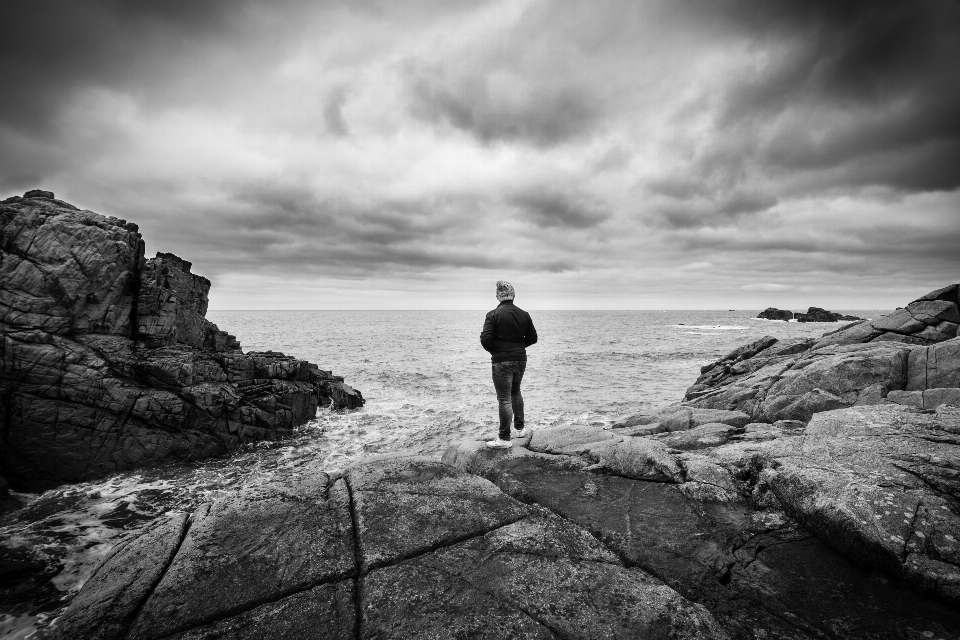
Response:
[496,280,515,302]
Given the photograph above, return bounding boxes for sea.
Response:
[0,309,886,637]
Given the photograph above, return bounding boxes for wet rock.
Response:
[54,513,190,640]
[1,194,363,492]
[127,481,354,639]
[57,457,728,640]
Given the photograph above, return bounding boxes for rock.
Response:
[915,283,960,305]
[57,457,728,640]
[888,387,960,409]
[907,337,960,390]
[1,194,363,492]
[871,308,926,334]
[655,423,740,450]
[614,406,751,434]
[756,343,910,422]
[526,425,621,454]
[906,300,960,325]
[757,307,793,321]
[766,404,960,604]
[0,195,143,335]
[444,439,960,638]
[22,189,55,199]
[683,286,960,424]
[795,307,863,322]
[53,513,191,640]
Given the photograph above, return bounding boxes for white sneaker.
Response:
[486,438,512,449]
[514,428,531,438]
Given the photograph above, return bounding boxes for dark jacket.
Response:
[480,300,538,363]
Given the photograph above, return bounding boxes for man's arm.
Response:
[480,312,496,352]
[524,314,538,347]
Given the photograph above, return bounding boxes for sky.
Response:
[2,0,959,310]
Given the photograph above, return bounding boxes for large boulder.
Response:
[766,404,960,604]
[55,457,728,640]
[680,285,960,424]
[0,192,363,492]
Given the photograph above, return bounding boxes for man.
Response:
[480,281,538,448]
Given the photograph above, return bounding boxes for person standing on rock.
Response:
[480,281,538,448]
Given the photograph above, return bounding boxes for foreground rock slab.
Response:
[55,456,727,640]
[444,418,960,640]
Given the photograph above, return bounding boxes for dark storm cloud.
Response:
[405,60,602,147]
[509,189,610,229]
[707,0,960,192]
[670,214,960,276]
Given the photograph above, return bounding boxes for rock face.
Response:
[55,456,727,640]
[1,191,363,492]
[443,409,960,639]
[676,284,960,424]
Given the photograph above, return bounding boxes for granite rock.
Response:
[680,285,960,424]
[1,192,363,492]
[56,457,728,640]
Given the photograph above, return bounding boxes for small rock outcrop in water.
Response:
[757,307,793,320]
[795,306,862,322]
[757,306,862,322]
[0,191,363,492]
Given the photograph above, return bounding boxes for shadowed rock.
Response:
[1,191,363,492]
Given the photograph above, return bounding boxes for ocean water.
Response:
[0,309,885,636]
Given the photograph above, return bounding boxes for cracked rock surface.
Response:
[55,456,727,640]
[444,409,960,639]
[1,191,363,492]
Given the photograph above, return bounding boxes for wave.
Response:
[673,324,749,330]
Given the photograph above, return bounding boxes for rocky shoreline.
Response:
[45,284,960,639]
[1,191,363,493]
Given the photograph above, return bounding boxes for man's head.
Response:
[496,281,515,302]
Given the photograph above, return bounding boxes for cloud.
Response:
[509,188,610,229]
[405,60,602,147]
[1,0,957,309]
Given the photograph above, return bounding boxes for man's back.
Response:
[480,300,538,362]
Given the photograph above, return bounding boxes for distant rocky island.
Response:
[757,306,863,322]
[0,190,363,493]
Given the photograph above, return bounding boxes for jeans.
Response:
[492,361,526,440]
